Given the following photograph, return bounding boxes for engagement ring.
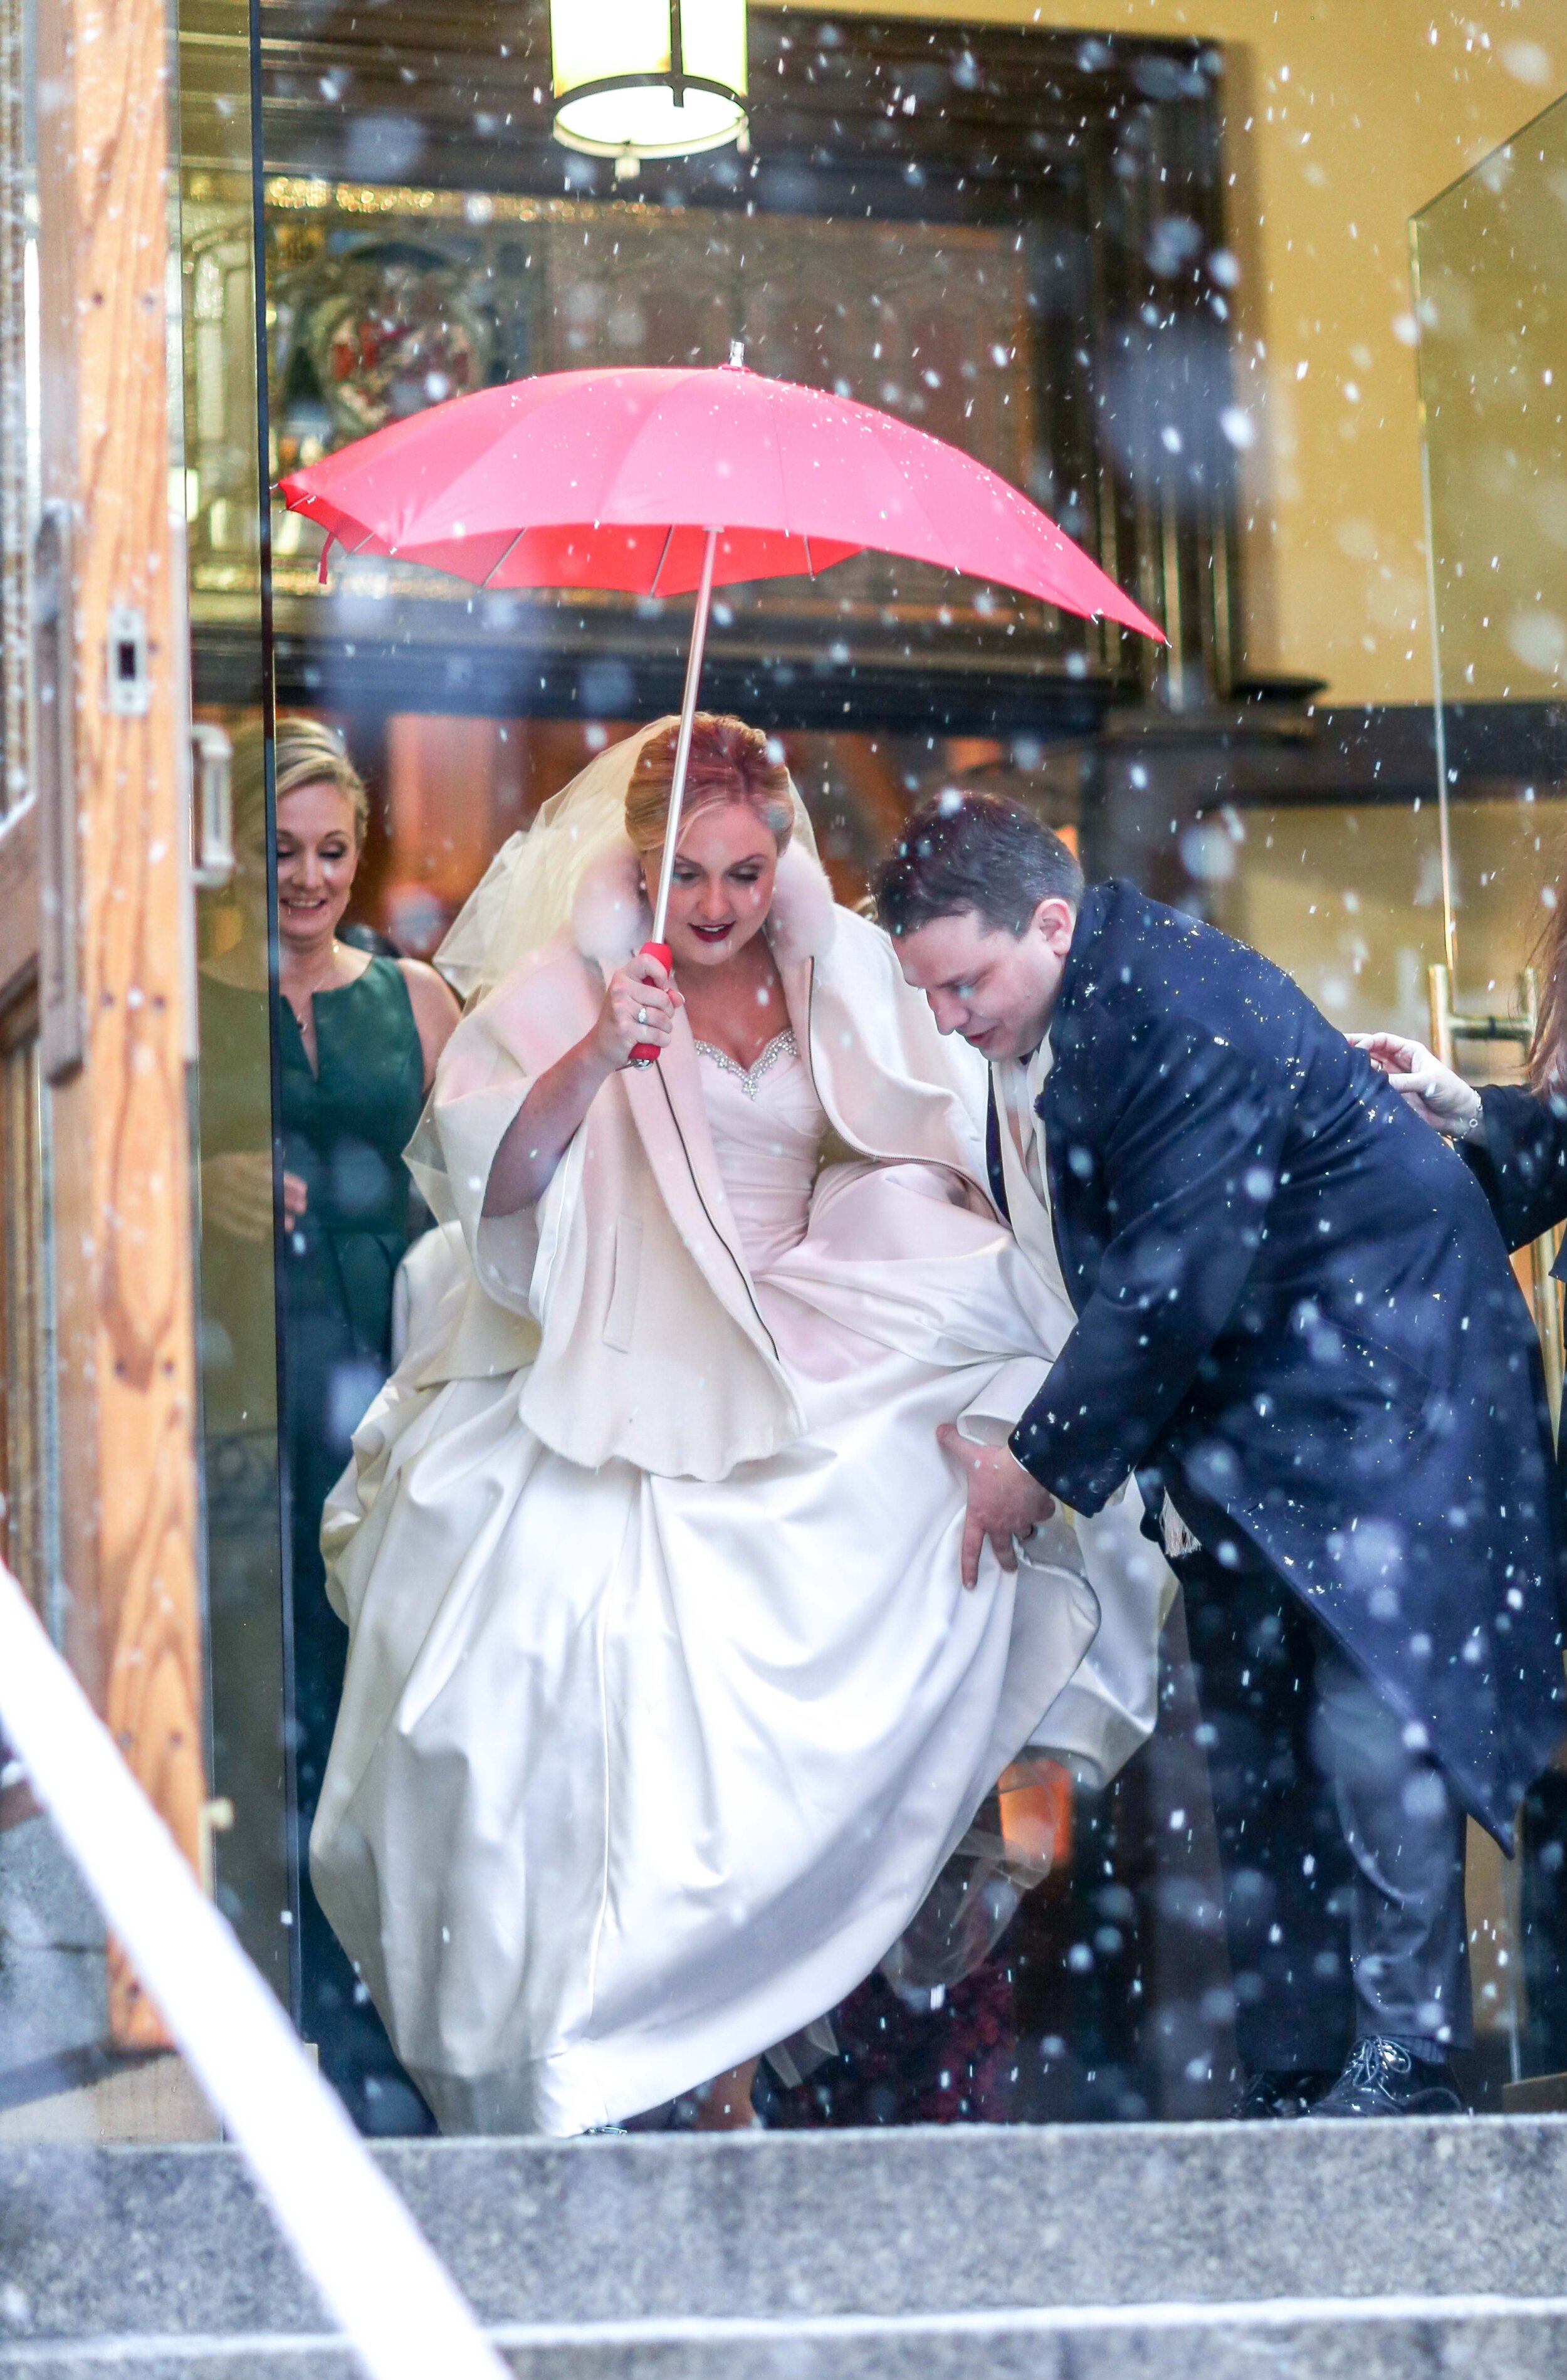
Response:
[636,1006,648,1027]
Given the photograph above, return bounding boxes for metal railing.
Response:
[0,1561,508,2380]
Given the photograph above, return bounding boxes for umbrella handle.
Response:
[627,943,674,1069]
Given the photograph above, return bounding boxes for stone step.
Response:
[6,2299,1567,2380]
[4,2122,1567,2363]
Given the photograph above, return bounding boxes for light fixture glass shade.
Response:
[552,0,748,159]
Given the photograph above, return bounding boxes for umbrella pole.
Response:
[649,527,720,945]
[627,528,721,1069]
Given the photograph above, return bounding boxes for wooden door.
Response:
[14,0,207,2048]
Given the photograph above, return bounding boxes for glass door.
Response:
[177,0,291,2020]
[181,0,1533,2138]
[1412,93,1567,2097]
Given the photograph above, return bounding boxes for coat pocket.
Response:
[603,1217,643,1351]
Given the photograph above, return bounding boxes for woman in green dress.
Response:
[200,718,458,2123]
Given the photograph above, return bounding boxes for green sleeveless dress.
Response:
[199,954,426,1422]
[199,954,429,2125]
[274,955,427,1375]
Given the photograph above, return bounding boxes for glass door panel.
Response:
[239,1,1238,2133]
[1412,93,1567,2092]
[178,0,293,2014]
[174,0,1491,2133]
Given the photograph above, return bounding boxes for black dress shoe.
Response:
[1233,2068,1335,2120]
[1307,2037,1464,2119]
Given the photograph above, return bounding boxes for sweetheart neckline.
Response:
[692,1028,800,1099]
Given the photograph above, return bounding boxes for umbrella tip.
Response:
[727,340,746,370]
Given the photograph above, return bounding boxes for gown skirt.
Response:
[312,1041,1121,2135]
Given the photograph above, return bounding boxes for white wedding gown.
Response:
[312,1027,1127,2136]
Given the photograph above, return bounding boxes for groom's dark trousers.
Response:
[1173,1516,1470,2068]
[987,881,1566,2068]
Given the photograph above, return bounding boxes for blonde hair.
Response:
[230,715,370,847]
[624,713,793,858]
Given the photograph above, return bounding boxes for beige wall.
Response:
[1208,795,1561,1052]
[767,0,1563,708]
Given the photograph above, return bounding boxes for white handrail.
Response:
[0,1565,508,2380]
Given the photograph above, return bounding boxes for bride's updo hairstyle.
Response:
[625,713,794,859]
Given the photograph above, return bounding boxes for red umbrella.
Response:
[280,345,1163,1057]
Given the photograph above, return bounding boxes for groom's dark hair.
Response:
[874,791,1084,941]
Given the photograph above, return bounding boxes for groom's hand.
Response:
[937,1425,1057,1590]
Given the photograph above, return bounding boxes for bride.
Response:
[312,714,1170,2136]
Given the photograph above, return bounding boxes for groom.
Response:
[878,792,1566,2119]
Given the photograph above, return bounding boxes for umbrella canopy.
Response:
[278,358,1165,642]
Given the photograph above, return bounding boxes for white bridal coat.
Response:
[312,831,1171,2136]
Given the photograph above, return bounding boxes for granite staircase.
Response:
[4,2121,1567,2376]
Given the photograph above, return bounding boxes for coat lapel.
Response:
[985,1080,1009,1221]
[778,957,814,1073]
[1035,886,1117,1304]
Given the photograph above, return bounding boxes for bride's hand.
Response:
[1348,1031,1482,1138]
[592,949,684,1072]
[937,1424,1057,1590]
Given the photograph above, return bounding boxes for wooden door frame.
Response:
[31,0,206,2045]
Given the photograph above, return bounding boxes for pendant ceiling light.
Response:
[551,0,748,163]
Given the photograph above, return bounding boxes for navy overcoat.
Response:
[990,881,1565,1843]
